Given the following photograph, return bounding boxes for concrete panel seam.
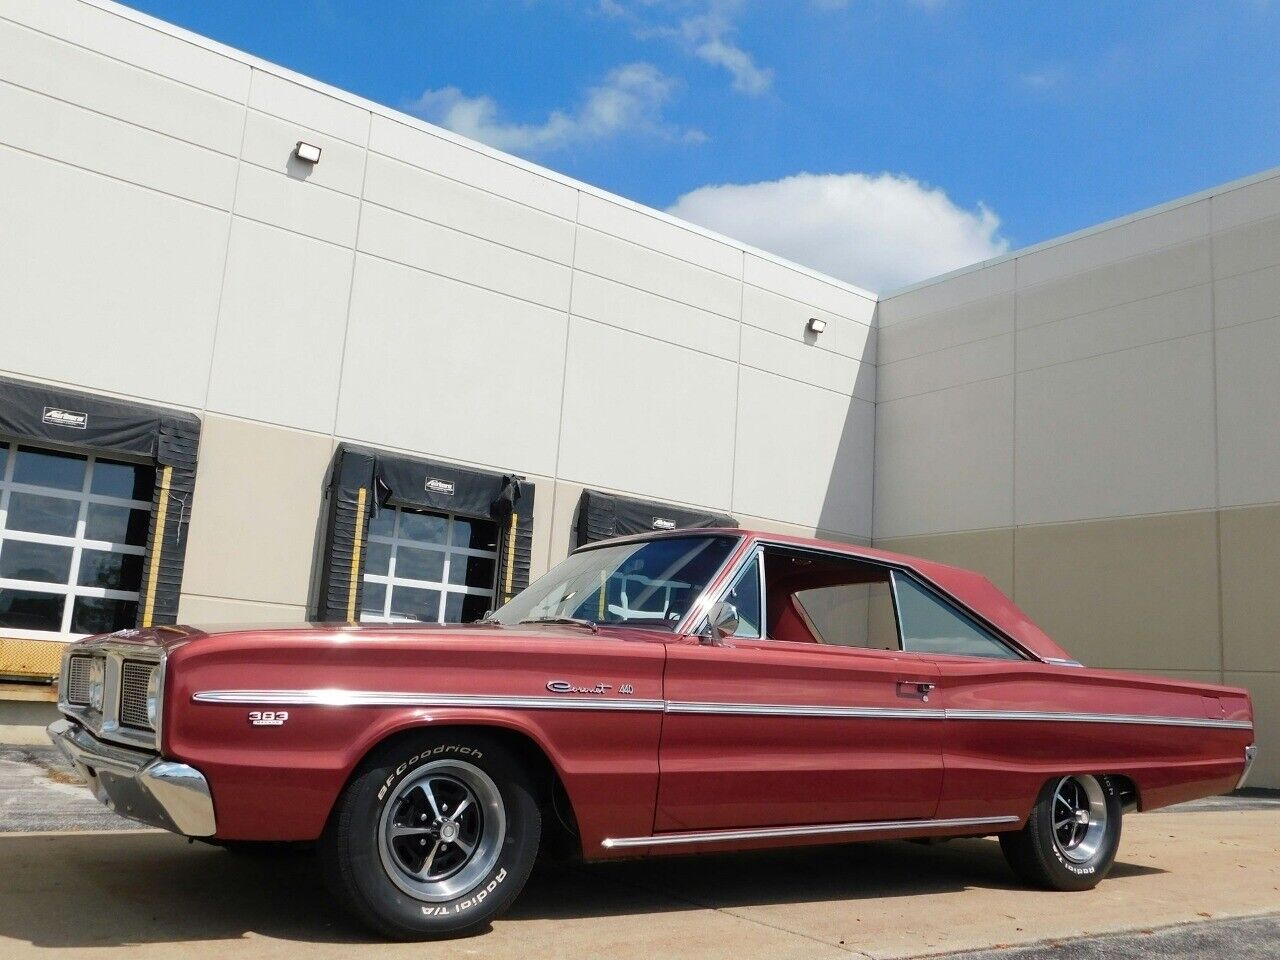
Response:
[743,280,875,328]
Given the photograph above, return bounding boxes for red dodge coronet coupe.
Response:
[49,529,1256,939]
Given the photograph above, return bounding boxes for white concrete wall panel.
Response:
[1014,335,1217,525]
[743,254,876,325]
[0,18,244,156]
[369,116,577,220]
[233,163,360,248]
[205,219,353,433]
[0,81,237,210]
[1017,240,1211,330]
[570,272,740,360]
[337,255,568,476]
[873,377,1014,539]
[1214,262,1280,331]
[877,332,1014,403]
[1015,283,1212,372]
[247,70,369,146]
[741,285,875,365]
[358,204,571,312]
[734,368,874,537]
[1216,316,1280,508]
[1211,172,1280,233]
[877,293,1014,367]
[1014,200,1210,289]
[878,260,1016,327]
[577,193,742,278]
[0,0,250,101]
[0,145,227,409]
[739,326,874,402]
[574,228,742,319]
[557,319,738,510]
[1212,213,1280,281]
[363,153,575,264]
[240,110,366,197]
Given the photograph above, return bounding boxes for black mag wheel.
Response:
[320,731,541,940]
[1000,774,1122,891]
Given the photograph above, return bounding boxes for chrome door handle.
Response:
[897,681,936,702]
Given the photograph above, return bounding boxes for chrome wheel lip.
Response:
[377,759,506,903]
[1051,775,1107,864]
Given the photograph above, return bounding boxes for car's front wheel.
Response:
[320,730,541,939]
[999,774,1122,891]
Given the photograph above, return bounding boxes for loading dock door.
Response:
[571,489,736,547]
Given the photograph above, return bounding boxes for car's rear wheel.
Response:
[319,731,540,939]
[999,774,1122,891]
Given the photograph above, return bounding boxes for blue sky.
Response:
[126,0,1280,291]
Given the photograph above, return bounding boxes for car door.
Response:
[655,546,945,832]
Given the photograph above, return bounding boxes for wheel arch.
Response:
[334,716,583,854]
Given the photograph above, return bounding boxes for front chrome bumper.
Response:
[47,718,216,836]
[1237,744,1259,790]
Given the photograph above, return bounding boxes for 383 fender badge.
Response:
[248,710,289,726]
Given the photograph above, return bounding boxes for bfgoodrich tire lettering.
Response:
[999,774,1122,892]
[320,731,541,939]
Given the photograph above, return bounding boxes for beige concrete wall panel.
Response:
[181,416,334,607]
[877,332,1013,403]
[1219,504,1280,673]
[873,529,1015,598]
[876,293,1014,367]
[1012,512,1221,672]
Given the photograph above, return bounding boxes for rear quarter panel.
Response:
[934,658,1253,820]
[161,630,665,848]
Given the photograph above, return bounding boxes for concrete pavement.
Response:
[0,803,1277,959]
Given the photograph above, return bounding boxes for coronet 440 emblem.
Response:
[248,710,289,726]
[546,680,634,695]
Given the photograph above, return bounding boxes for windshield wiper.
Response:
[519,616,600,634]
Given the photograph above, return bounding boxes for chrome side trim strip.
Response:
[191,690,1253,729]
[602,815,1020,849]
[191,690,666,712]
[946,709,1254,730]
[667,701,945,720]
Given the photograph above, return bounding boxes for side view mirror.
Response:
[702,601,739,645]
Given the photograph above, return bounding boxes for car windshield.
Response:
[490,535,738,630]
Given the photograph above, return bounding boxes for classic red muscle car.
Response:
[49,529,1256,940]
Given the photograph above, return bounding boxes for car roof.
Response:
[578,527,1073,662]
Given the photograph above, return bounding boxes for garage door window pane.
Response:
[399,511,448,545]
[395,546,446,583]
[361,506,499,626]
[0,445,151,640]
[71,597,139,634]
[390,585,441,622]
[77,551,145,590]
[7,492,79,537]
[13,447,86,491]
[0,589,65,631]
[0,541,74,584]
[360,581,386,618]
[90,458,155,501]
[85,503,151,546]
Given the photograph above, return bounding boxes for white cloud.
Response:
[667,172,1008,292]
[603,0,773,95]
[408,63,703,155]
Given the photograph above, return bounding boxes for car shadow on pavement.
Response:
[0,832,1164,948]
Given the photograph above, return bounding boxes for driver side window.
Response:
[724,554,763,638]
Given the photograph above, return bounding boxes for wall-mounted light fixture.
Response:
[294,141,322,164]
[807,317,827,335]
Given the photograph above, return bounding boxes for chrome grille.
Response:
[66,656,94,706]
[119,661,154,730]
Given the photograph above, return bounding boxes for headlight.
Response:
[87,657,105,712]
[146,665,162,728]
